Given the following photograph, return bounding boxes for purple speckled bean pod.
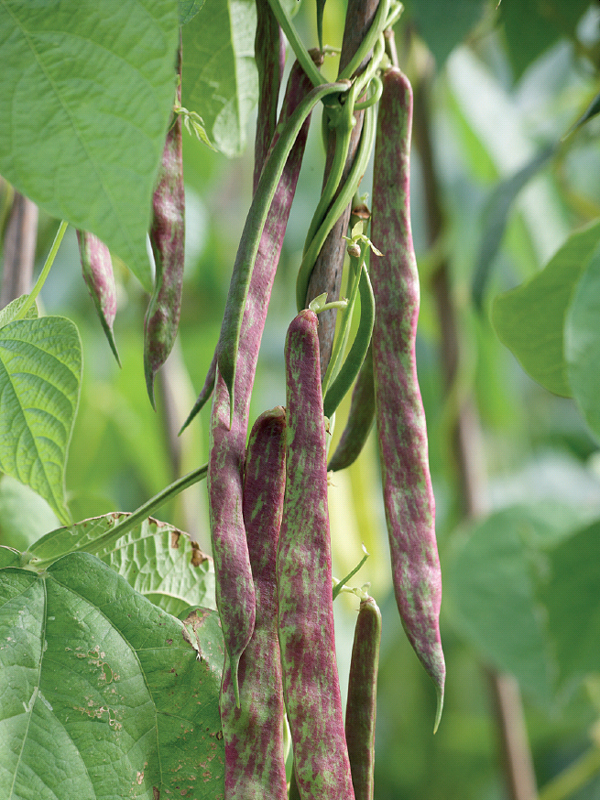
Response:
[144,56,185,408]
[277,309,355,800]
[208,62,315,702]
[370,67,445,729]
[220,406,288,800]
[328,344,375,472]
[76,230,119,364]
[345,595,382,800]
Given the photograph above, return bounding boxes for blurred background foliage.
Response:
[3,0,600,797]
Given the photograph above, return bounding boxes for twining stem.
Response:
[14,219,68,320]
[266,0,323,87]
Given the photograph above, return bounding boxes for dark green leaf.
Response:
[404,0,488,66]
[182,0,258,157]
[0,0,181,290]
[0,553,224,799]
[492,220,600,396]
[500,0,590,81]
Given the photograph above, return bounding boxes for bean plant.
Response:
[2,1,600,799]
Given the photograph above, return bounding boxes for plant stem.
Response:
[411,39,539,800]
[266,0,323,87]
[1,190,38,307]
[15,219,68,320]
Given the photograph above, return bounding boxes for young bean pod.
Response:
[345,595,382,800]
[277,309,355,800]
[327,344,375,472]
[144,61,185,408]
[208,62,318,702]
[220,407,288,800]
[76,230,119,364]
[370,67,445,729]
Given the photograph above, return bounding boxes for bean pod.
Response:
[345,595,382,800]
[277,309,355,800]
[370,67,445,728]
[144,63,185,408]
[208,61,316,702]
[220,407,288,799]
[76,230,119,364]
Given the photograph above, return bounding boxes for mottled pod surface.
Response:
[370,67,445,726]
[277,309,355,800]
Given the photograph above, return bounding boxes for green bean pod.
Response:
[277,309,355,800]
[370,67,445,729]
[345,595,381,800]
[327,344,375,472]
[144,67,185,408]
[76,230,119,364]
[220,407,288,799]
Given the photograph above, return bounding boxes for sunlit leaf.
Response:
[0,553,224,799]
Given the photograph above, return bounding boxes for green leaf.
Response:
[492,220,600,397]
[500,0,590,80]
[445,506,563,706]
[0,0,181,291]
[542,519,600,687]
[180,0,206,24]
[0,316,82,525]
[182,0,258,157]
[565,245,600,442]
[28,513,216,615]
[0,295,37,328]
[0,553,224,799]
[0,475,60,552]
[404,0,488,66]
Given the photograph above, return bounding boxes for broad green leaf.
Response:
[492,220,600,396]
[0,295,37,328]
[28,513,216,615]
[182,0,258,157]
[565,245,600,441]
[541,520,600,687]
[445,506,562,706]
[0,553,224,799]
[0,316,82,525]
[500,0,590,81]
[0,0,181,291]
[180,0,206,24]
[0,475,60,552]
[404,0,488,67]
[0,546,20,569]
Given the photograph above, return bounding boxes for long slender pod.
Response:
[144,50,185,407]
[370,67,445,728]
[328,344,375,472]
[278,309,355,800]
[345,595,382,800]
[253,0,285,192]
[208,63,319,701]
[76,230,120,364]
[220,407,288,799]
[216,79,350,410]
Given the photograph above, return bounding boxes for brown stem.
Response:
[1,191,38,306]
[412,44,539,800]
[305,0,380,376]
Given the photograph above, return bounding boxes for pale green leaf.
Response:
[28,513,216,615]
[180,0,206,24]
[0,0,181,291]
[0,295,37,328]
[492,220,600,396]
[0,316,81,525]
[0,553,224,799]
[0,475,60,552]
[445,506,562,706]
[565,245,600,442]
[182,0,258,157]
